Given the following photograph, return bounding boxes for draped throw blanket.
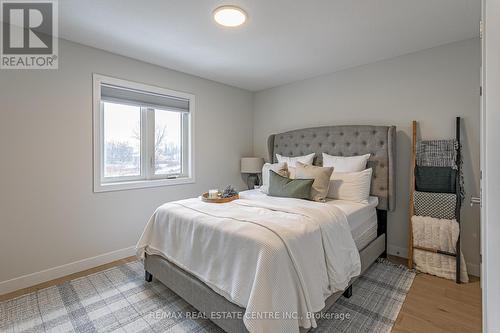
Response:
[416,139,458,169]
[415,166,456,193]
[411,215,468,282]
[413,191,457,220]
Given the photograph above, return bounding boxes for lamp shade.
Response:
[241,157,264,173]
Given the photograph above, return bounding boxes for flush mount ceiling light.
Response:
[213,5,247,27]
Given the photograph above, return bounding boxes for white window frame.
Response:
[93,74,195,192]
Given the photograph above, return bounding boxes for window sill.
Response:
[94,177,195,193]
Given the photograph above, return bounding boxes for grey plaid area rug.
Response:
[0,260,415,333]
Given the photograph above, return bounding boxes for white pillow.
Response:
[260,162,288,194]
[322,153,370,172]
[327,168,373,203]
[276,153,315,167]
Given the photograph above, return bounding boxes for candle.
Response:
[208,189,219,199]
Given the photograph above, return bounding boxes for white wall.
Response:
[0,39,254,289]
[483,0,500,330]
[253,39,481,274]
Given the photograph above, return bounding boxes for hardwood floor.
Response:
[390,256,482,333]
[0,256,482,333]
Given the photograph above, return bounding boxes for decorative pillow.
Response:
[268,170,314,200]
[276,153,315,167]
[295,162,334,202]
[260,162,289,194]
[327,168,373,203]
[322,153,370,172]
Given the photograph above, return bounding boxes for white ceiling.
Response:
[60,0,480,91]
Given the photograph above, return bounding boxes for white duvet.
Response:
[136,190,361,333]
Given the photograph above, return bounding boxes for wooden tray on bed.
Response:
[201,192,239,203]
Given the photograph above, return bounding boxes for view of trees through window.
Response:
[103,102,182,178]
[154,109,182,176]
[103,102,141,178]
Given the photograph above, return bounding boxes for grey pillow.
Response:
[295,162,334,202]
[268,170,314,200]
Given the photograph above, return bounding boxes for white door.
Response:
[482,1,500,332]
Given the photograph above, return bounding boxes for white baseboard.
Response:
[0,246,136,296]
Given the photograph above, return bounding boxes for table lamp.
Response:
[241,157,264,190]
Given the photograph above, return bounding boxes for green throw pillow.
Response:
[268,170,314,200]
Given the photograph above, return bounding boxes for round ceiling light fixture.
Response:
[213,5,247,27]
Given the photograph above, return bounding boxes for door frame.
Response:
[481,1,500,332]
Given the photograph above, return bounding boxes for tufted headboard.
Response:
[267,125,396,211]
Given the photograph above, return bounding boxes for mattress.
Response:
[326,196,379,250]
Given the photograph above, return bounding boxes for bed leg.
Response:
[145,271,153,282]
[343,285,352,298]
[376,209,388,259]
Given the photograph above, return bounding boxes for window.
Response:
[93,74,194,192]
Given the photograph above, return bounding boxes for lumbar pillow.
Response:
[322,153,370,172]
[295,162,334,202]
[276,153,315,167]
[327,168,373,203]
[268,170,314,200]
[260,162,289,194]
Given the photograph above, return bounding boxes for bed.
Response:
[137,125,396,333]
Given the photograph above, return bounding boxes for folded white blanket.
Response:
[412,215,468,282]
[136,191,360,333]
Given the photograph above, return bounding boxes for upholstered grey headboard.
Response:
[267,125,396,211]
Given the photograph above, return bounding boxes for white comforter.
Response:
[136,190,360,333]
